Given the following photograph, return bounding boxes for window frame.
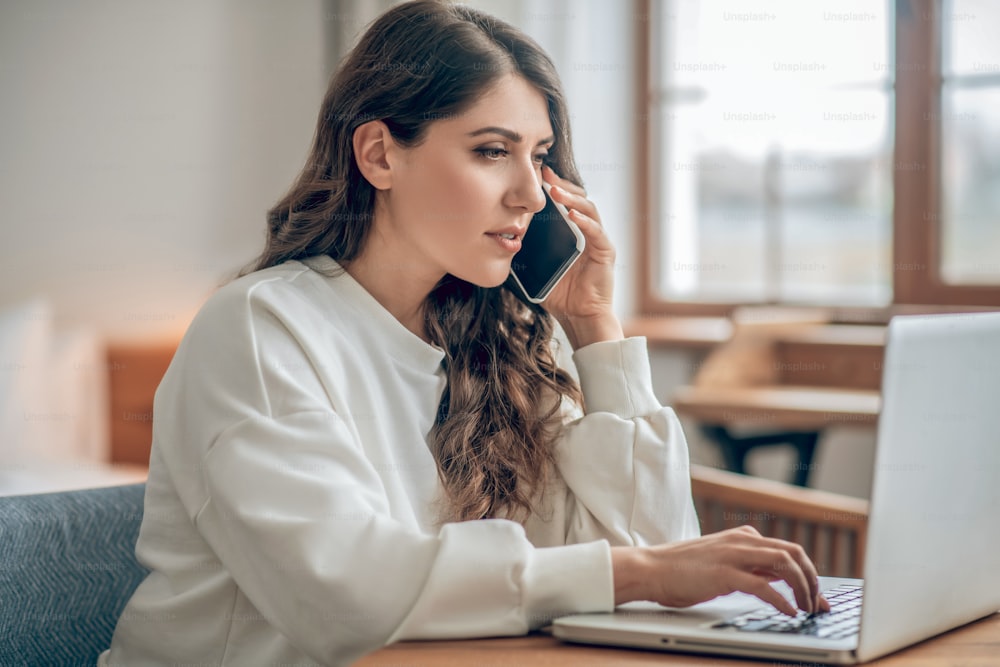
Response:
[635,0,1000,316]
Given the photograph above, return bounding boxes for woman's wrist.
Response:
[558,312,624,350]
[610,546,650,606]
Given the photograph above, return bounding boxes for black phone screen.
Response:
[510,189,582,301]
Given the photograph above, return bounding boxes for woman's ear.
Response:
[353,120,394,191]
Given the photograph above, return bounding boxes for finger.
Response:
[566,209,612,252]
[733,572,799,617]
[759,538,821,613]
[742,548,814,614]
[543,165,587,197]
[550,186,601,226]
[752,567,814,614]
[540,168,598,219]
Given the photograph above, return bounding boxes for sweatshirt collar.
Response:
[302,255,446,374]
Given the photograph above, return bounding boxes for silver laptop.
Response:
[553,312,1000,664]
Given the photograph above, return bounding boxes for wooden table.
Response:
[672,385,881,431]
[356,612,1000,665]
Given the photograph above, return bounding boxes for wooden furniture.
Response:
[0,342,167,496]
[672,386,880,431]
[690,463,868,578]
[355,611,1000,665]
[623,315,732,349]
[666,311,884,486]
[106,340,178,465]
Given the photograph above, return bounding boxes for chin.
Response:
[454,266,511,289]
[473,274,511,289]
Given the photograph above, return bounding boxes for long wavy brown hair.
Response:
[245,0,584,523]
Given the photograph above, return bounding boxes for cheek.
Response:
[402,148,506,232]
[430,165,495,224]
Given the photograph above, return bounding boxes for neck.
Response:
[342,229,443,344]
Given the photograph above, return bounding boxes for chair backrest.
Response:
[0,483,148,666]
[690,464,869,578]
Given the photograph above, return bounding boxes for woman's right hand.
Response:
[611,525,831,617]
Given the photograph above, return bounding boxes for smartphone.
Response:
[509,180,586,303]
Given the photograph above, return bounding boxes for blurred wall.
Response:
[0,0,329,343]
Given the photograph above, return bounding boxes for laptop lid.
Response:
[855,312,1000,661]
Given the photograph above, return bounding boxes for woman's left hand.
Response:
[539,166,624,349]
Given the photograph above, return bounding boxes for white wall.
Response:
[0,0,328,343]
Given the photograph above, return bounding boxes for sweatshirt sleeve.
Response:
[552,336,702,547]
[154,281,614,665]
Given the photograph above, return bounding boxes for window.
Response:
[638,0,1000,314]
[934,0,1000,284]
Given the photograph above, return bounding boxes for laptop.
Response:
[553,312,1000,664]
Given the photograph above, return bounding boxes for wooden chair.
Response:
[689,463,868,579]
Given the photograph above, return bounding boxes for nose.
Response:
[505,159,546,215]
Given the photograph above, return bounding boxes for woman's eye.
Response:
[476,147,508,160]
[533,153,549,165]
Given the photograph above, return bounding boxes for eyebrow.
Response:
[468,126,555,146]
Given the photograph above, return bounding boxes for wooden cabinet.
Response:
[106,342,178,465]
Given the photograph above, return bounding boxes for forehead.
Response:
[435,74,553,140]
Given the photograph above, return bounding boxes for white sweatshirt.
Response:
[100,255,700,667]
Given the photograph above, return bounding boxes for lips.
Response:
[487,225,527,240]
[487,231,523,253]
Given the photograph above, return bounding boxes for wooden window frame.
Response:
[635,0,1000,317]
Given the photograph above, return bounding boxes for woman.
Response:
[102,2,827,665]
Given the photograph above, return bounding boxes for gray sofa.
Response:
[0,483,148,666]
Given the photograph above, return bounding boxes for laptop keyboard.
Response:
[713,584,863,641]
